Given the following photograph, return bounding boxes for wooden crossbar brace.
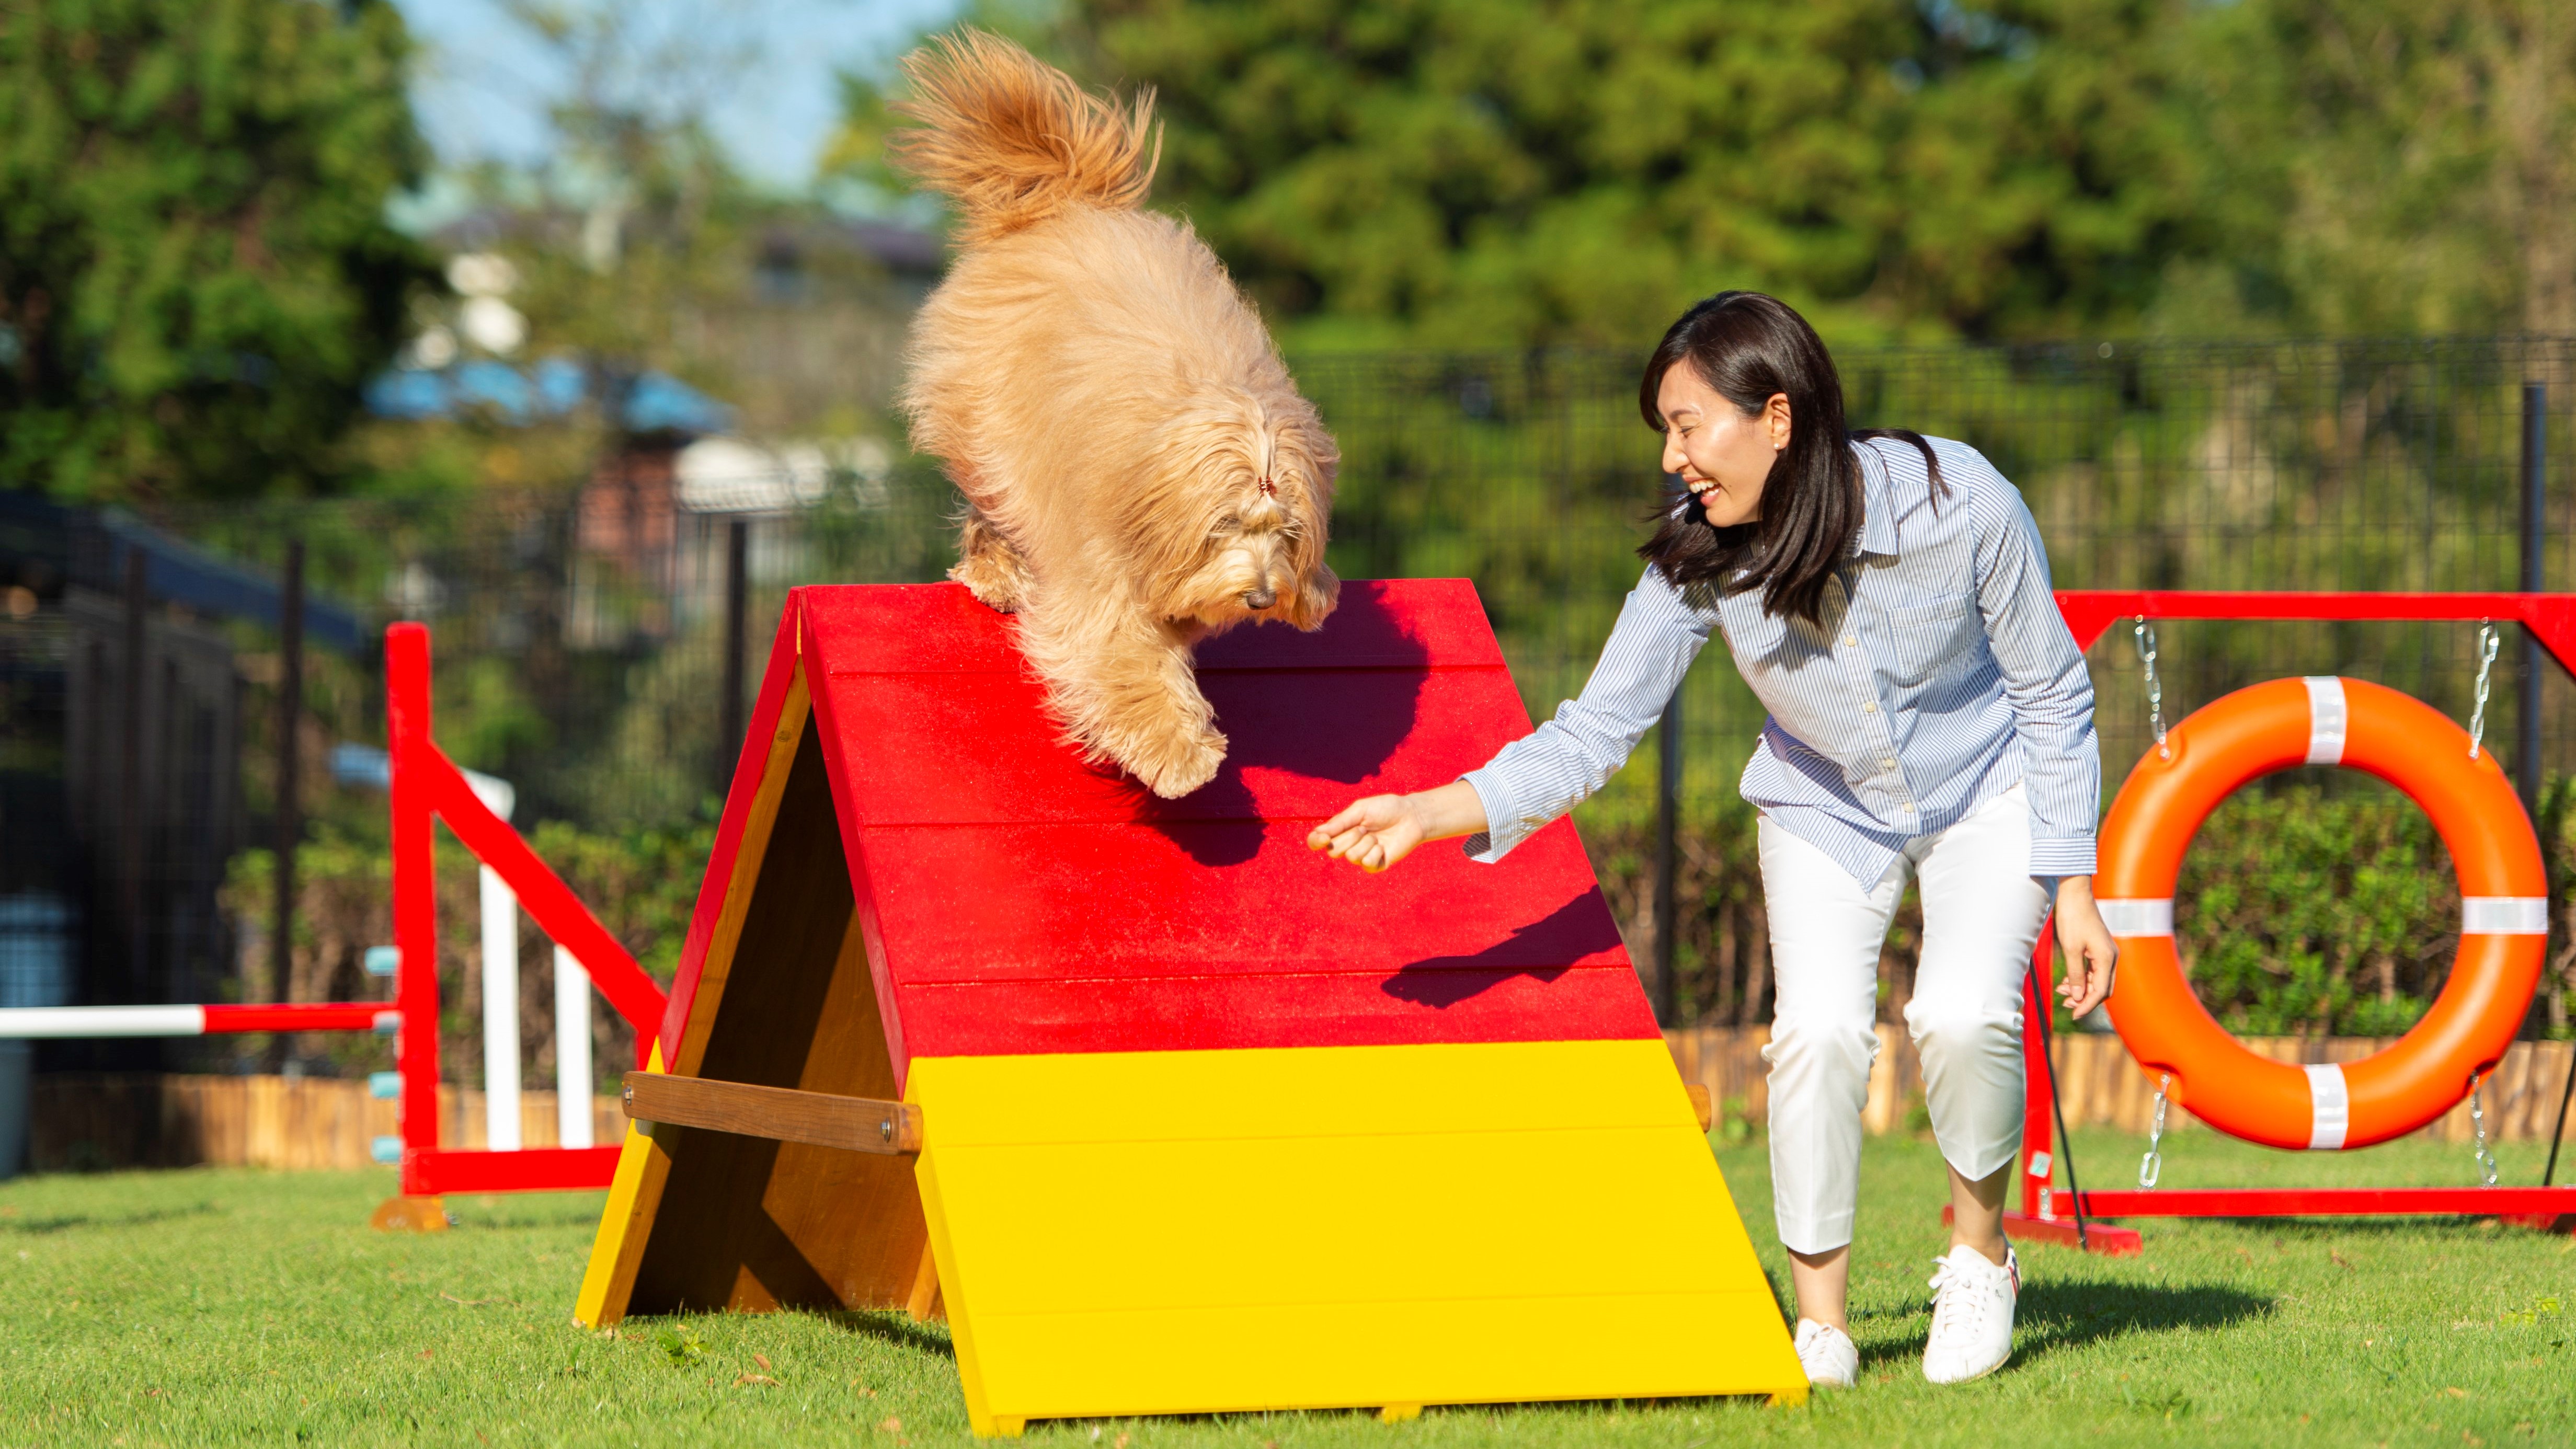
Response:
[621,1075,1707,1154]
[621,1072,924,1155]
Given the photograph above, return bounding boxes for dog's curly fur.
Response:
[890,30,1339,798]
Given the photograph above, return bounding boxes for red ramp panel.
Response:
[576,580,1802,1434]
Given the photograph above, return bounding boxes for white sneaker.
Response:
[1921,1244,2018,1385]
[1793,1317,1858,1388]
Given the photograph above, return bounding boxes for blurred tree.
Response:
[833,0,2212,347]
[387,2,923,831]
[837,0,2576,347]
[461,1,762,402]
[436,2,920,438]
[1883,0,2213,337]
[0,0,433,502]
[2163,0,2576,336]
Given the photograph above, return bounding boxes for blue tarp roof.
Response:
[0,491,367,653]
[364,357,734,436]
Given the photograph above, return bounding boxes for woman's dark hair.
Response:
[1636,291,1942,626]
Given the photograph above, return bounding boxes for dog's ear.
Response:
[1276,412,1339,513]
[1282,561,1338,631]
[1267,413,1338,631]
[1126,402,1266,595]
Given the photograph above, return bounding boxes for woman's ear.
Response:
[1766,392,1792,452]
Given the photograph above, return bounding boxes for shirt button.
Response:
[1881,758,1896,768]
[1843,635,1858,647]
[1901,802,1916,813]
[1862,702,1877,713]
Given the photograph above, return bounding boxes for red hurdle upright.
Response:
[373,623,669,1228]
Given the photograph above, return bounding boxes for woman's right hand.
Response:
[1307,781,1488,873]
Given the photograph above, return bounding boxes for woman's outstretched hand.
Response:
[2053,875,2119,1018]
[1307,780,1490,873]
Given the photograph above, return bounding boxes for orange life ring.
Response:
[2098,677,2547,1150]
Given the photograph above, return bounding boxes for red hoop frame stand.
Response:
[1996,592,2576,1254]
[375,623,669,1230]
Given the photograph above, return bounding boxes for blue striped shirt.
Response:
[1461,435,2100,884]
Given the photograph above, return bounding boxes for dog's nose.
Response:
[1242,586,1276,610]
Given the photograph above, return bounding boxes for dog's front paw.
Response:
[1126,727,1227,799]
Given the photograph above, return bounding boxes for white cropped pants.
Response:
[1759,784,2053,1255]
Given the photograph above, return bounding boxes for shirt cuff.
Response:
[2028,836,2097,877]
[1458,768,1521,864]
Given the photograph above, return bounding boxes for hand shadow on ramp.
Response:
[1378,893,1623,1008]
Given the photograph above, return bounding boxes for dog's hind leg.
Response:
[949,505,1034,613]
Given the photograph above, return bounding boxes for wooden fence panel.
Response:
[1664,1028,2575,1144]
[27,1076,622,1172]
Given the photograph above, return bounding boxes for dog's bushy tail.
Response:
[888,29,1158,244]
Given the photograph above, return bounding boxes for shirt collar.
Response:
[1853,440,1900,558]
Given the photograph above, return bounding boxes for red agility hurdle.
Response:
[0,624,658,1226]
[1999,591,2576,1253]
[372,623,668,1228]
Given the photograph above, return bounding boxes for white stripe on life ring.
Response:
[2305,1062,2349,1149]
[2098,898,2173,937]
[2302,677,2348,765]
[2461,896,2550,935]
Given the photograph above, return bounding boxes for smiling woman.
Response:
[1309,288,2119,1396]
[1635,292,1947,628]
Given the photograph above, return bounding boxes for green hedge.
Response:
[1581,777,2576,1040]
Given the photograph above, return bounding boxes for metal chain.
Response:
[2139,1073,2170,1188]
[2468,622,2501,760]
[2471,1073,2500,1188]
[2136,620,2170,760]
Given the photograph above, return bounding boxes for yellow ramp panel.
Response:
[908,1038,1804,1435]
[573,1040,665,1328]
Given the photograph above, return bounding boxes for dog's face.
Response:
[1143,399,1339,632]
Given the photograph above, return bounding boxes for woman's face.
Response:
[1656,365,1790,528]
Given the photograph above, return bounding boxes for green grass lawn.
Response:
[0,1128,2567,1447]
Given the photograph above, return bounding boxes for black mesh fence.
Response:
[4,336,2573,1063]
[1308,340,2576,820]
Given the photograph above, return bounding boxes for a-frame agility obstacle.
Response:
[574,580,1803,1433]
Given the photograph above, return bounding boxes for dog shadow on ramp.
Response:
[1141,595,1433,868]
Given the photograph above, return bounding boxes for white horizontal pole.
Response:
[0,1006,206,1038]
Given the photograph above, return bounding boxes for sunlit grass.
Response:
[0,1129,2566,1445]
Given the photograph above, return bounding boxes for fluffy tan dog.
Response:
[890,30,1339,798]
